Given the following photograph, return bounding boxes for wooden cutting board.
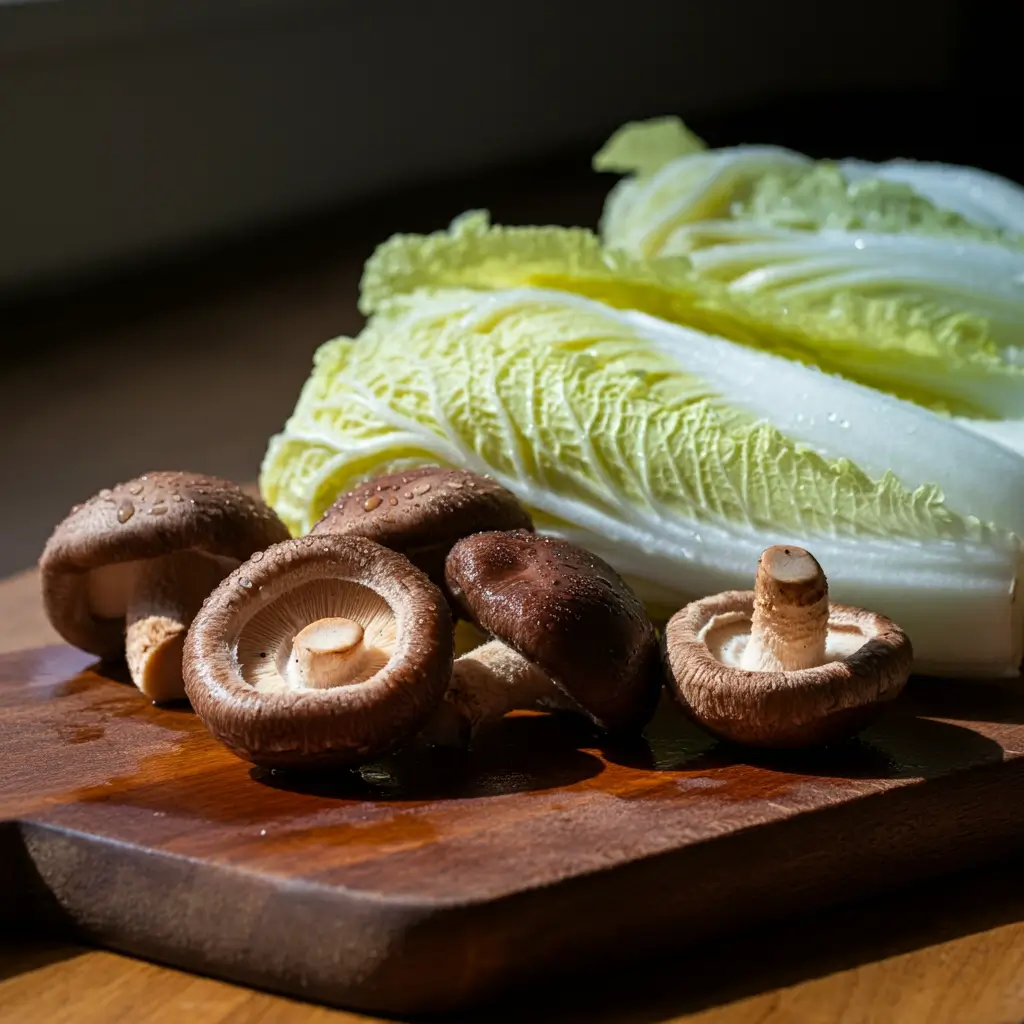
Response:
[3,642,1024,1015]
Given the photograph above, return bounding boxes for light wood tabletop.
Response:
[4,170,1024,1024]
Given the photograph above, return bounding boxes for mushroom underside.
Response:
[235,578,399,693]
[702,610,871,669]
[663,576,913,749]
[183,536,456,769]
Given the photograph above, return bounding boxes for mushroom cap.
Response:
[183,534,454,768]
[662,590,913,748]
[310,467,533,592]
[40,472,290,658]
[444,529,662,735]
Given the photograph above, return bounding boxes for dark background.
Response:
[1,0,1021,574]
[4,0,1022,303]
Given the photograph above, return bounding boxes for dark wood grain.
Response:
[2,644,1024,1014]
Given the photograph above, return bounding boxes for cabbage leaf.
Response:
[262,283,1024,677]
[592,118,1024,449]
[840,158,1024,233]
[361,211,1024,425]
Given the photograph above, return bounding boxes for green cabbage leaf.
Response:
[593,118,1024,451]
[362,211,1024,428]
[262,268,1024,676]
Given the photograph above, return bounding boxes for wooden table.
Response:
[4,568,1024,1023]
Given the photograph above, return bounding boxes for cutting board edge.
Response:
[7,753,1024,1015]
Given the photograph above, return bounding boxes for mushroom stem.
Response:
[287,617,368,689]
[125,551,231,702]
[419,639,581,746]
[740,545,829,672]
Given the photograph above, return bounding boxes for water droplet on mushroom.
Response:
[128,483,144,496]
[448,481,464,489]
[403,492,413,499]
[250,550,264,562]
[117,499,135,523]
[238,577,253,589]
[149,504,168,516]
[826,412,838,423]
[364,495,383,511]
[412,482,431,496]
[172,493,183,502]
[388,497,398,506]
[840,419,851,429]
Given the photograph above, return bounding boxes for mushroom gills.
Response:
[703,612,871,670]
[236,578,398,693]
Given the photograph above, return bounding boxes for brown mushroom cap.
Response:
[183,534,454,768]
[310,467,533,593]
[40,472,290,657]
[444,530,662,735]
[662,589,913,748]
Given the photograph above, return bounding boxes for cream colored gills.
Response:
[235,578,398,694]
